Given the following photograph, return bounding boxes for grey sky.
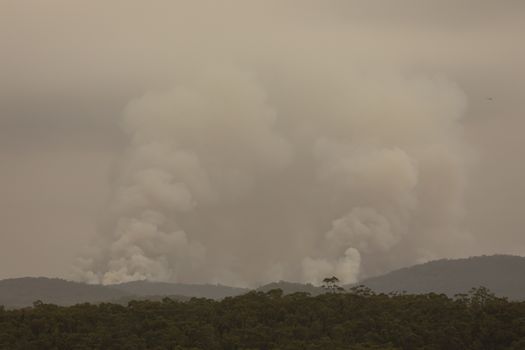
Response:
[1,1,524,282]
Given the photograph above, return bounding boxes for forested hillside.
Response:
[1,287,524,350]
[359,255,525,299]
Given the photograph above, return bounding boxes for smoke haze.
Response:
[1,1,524,286]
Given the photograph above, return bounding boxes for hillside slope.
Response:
[0,277,129,308]
[359,255,525,299]
[110,280,248,299]
[3,255,525,308]
[256,281,324,295]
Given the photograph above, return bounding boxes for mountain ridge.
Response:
[2,254,525,308]
[0,277,129,308]
[111,280,248,299]
[357,254,525,299]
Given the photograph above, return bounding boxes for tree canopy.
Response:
[1,287,524,349]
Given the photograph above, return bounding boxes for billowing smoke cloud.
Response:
[76,61,470,286]
[73,3,473,287]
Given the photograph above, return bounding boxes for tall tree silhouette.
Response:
[322,276,345,293]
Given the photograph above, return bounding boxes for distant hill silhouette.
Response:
[3,255,525,308]
[0,277,129,308]
[0,278,249,308]
[110,293,191,305]
[358,255,525,299]
[256,281,324,295]
[110,280,248,299]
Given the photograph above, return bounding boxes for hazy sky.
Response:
[1,1,524,284]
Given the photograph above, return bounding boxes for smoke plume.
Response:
[76,2,472,287]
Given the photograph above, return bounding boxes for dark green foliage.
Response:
[322,276,345,294]
[1,287,525,349]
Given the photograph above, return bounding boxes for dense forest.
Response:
[1,287,525,350]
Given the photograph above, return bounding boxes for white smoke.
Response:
[76,4,472,287]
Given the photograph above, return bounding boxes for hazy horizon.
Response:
[1,1,524,287]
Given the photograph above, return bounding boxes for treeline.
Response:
[1,287,525,349]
